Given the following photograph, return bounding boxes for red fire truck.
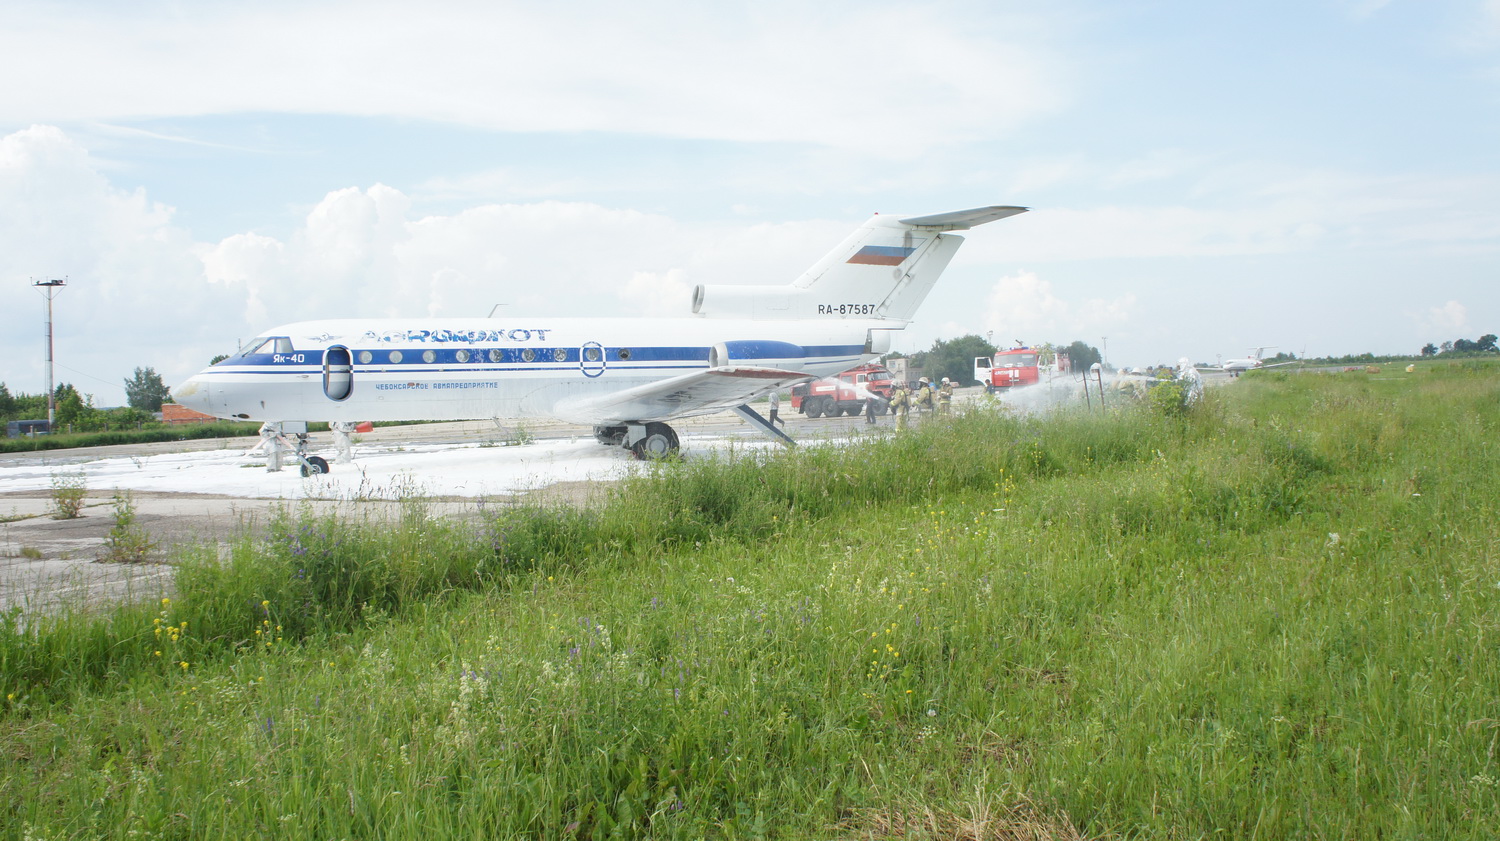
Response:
[974,346,1043,393]
[790,364,895,418]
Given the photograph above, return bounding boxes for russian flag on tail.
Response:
[846,244,918,266]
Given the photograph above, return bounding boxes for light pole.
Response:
[1101,336,1108,369]
[32,277,66,427]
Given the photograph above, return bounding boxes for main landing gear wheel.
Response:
[301,455,330,477]
[629,422,680,460]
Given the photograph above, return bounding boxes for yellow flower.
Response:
[261,600,270,608]
[154,651,162,657]
[179,661,189,670]
[161,598,170,606]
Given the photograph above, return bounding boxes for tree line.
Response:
[1420,334,1497,357]
[0,367,172,430]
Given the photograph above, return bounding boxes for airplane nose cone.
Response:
[170,376,212,412]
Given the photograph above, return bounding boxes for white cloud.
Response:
[981,270,1135,339]
[622,270,696,317]
[1419,300,1470,336]
[967,163,1500,264]
[0,126,234,402]
[1482,0,1500,38]
[0,0,1067,156]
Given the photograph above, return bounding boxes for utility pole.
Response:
[1101,336,1108,369]
[32,277,67,427]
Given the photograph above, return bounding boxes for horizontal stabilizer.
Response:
[552,366,813,425]
[899,206,1028,231]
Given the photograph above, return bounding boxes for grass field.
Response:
[3,363,1498,839]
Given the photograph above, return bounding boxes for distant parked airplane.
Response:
[1200,346,1297,377]
[173,205,1027,464]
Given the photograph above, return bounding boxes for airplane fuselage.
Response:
[174,316,888,426]
[171,205,1028,457]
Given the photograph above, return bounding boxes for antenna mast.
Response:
[32,277,67,427]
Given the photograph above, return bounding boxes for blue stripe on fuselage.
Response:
[210,344,865,370]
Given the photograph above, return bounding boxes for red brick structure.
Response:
[161,403,218,424]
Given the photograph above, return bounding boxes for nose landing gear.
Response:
[253,421,334,477]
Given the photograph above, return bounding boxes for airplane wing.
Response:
[551,367,816,426]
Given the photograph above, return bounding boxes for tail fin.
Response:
[691,206,1026,321]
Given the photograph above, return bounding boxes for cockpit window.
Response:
[236,338,271,358]
[230,336,293,359]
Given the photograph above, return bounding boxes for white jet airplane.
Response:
[172,205,1027,463]
[1202,346,1297,377]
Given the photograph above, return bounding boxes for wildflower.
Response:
[161,597,170,606]
[154,651,162,657]
[180,661,189,670]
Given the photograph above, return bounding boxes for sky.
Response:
[1,0,1497,406]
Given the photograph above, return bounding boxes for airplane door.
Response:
[323,346,353,400]
[580,341,606,378]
